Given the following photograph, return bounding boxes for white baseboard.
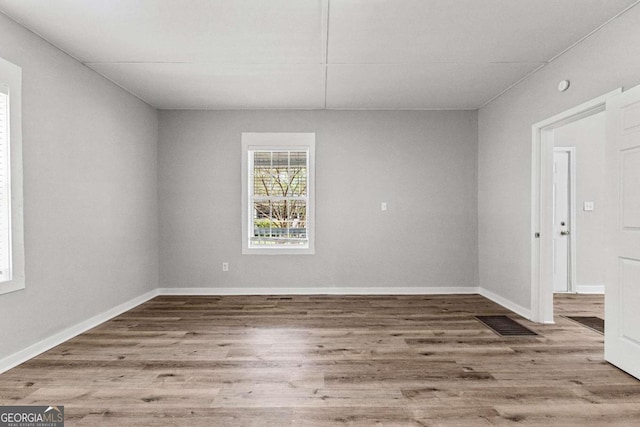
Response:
[479,287,532,320]
[157,286,480,296]
[575,284,605,294]
[0,289,159,375]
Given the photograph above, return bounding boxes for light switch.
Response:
[584,202,594,212]
[381,202,387,211]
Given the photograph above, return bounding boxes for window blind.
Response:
[249,149,309,247]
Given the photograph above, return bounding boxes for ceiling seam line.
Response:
[0,10,154,108]
[323,0,331,109]
[479,0,640,110]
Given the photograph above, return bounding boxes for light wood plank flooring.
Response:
[1,293,638,426]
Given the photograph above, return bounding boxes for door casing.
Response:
[531,88,621,324]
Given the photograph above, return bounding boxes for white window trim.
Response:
[0,57,25,295]
[241,132,315,255]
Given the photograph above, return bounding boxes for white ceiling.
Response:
[0,0,637,110]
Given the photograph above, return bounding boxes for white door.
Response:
[553,150,571,292]
[604,85,640,380]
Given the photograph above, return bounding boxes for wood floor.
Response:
[1,293,639,426]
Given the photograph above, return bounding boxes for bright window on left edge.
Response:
[0,85,11,282]
[0,56,25,295]
[241,133,315,255]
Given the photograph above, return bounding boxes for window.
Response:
[241,133,315,254]
[0,86,11,280]
[0,56,25,295]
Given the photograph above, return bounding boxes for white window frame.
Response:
[241,132,315,255]
[0,56,25,295]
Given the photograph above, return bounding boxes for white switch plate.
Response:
[222,262,229,272]
[584,202,594,212]
[381,202,387,211]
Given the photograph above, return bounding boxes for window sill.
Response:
[0,277,25,296]
[243,247,315,255]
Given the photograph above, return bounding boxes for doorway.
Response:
[530,89,620,324]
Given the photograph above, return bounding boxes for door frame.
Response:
[530,88,621,324]
[552,147,577,293]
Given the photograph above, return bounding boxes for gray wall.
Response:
[554,112,606,291]
[159,110,478,290]
[0,13,158,360]
[478,5,640,308]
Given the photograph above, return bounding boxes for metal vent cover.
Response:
[476,315,538,337]
[563,316,604,334]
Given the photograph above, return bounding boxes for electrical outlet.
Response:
[222,262,229,272]
[381,202,387,211]
[584,202,594,212]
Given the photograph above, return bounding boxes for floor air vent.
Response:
[475,315,538,337]
[563,316,604,334]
